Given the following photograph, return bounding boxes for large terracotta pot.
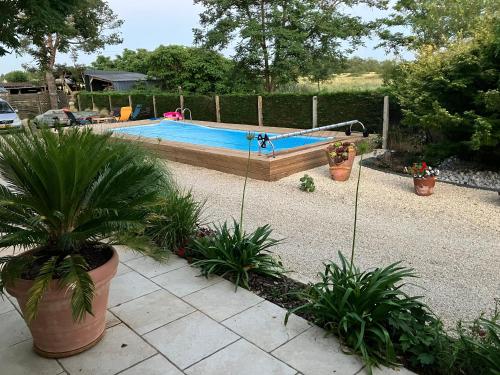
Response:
[329,163,352,181]
[413,176,436,196]
[7,247,118,358]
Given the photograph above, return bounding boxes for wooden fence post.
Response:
[215,95,221,123]
[91,95,95,110]
[36,92,42,114]
[312,96,318,129]
[108,95,112,112]
[180,95,184,111]
[382,96,389,149]
[257,96,263,127]
[152,95,157,118]
[77,94,81,111]
[128,95,132,108]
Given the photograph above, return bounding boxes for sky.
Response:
[0,0,409,74]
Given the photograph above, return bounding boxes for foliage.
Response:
[389,18,500,163]
[0,0,79,55]
[327,141,354,164]
[145,188,205,253]
[447,306,500,375]
[1,70,29,82]
[91,45,254,94]
[190,220,284,289]
[378,0,499,52]
[404,162,439,178]
[194,0,388,92]
[0,127,170,321]
[287,252,438,372]
[299,174,315,192]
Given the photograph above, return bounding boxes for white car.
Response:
[0,98,22,128]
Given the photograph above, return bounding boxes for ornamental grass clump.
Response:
[190,220,284,289]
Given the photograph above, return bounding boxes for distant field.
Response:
[279,72,384,93]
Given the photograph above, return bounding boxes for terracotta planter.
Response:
[413,176,436,196]
[329,163,352,181]
[7,247,118,358]
[344,147,356,167]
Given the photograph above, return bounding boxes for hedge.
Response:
[77,91,401,133]
[220,94,259,125]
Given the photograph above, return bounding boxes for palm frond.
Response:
[25,256,58,322]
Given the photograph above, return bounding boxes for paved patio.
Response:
[0,246,414,375]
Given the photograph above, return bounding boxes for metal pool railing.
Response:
[257,120,368,157]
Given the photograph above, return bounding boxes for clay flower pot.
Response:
[344,147,356,167]
[6,247,119,358]
[330,163,352,181]
[413,176,436,196]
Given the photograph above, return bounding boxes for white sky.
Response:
[0,0,410,74]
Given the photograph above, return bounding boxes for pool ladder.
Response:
[175,108,192,121]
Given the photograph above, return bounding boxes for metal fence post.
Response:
[128,95,132,108]
[382,96,389,149]
[312,96,318,128]
[108,95,112,112]
[258,96,263,127]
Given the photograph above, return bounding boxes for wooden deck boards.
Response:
[101,119,369,181]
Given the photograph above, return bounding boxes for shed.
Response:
[0,82,46,94]
[83,70,153,91]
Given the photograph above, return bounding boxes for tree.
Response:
[0,0,78,56]
[90,45,244,94]
[193,0,387,92]
[388,17,500,164]
[18,0,123,108]
[378,0,500,52]
[2,71,30,83]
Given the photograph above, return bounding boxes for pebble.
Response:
[438,156,500,191]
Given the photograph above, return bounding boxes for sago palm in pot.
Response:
[0,127,169,357]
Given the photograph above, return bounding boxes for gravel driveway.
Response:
[169,155,500,326]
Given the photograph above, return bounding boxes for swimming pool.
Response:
[113,121,328,153]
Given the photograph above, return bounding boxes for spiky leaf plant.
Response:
[0,127,170,321]
[190,220,284,289]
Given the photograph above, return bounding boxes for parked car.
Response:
[0,98,22,128]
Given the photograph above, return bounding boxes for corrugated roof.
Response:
[84,70,148,82]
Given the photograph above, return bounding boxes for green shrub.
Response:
[146,189,205,252]
[190,220,284,289]
[389,18,500,164]
[299,174,315,192]
[287,252,438,372]
[0,128,170,321]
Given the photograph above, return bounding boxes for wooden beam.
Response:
[258,96,263,127]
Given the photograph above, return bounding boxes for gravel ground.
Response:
[168,155,500,327]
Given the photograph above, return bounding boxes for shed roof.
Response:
[84,70,148,82]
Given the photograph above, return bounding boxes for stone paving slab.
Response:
[59,324,156,375]
[143,310,239,369]
[152,265,223,297]
[1,253,416,375]
[272,326,365,375]
[110,289,195,335]
[185,339,297,375]
[222,300,311,351]
[183,279,263,321]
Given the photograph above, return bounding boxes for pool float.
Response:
[163,112,184,120]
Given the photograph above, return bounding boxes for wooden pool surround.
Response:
[98,120,368,181]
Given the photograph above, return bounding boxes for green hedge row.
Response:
[77,91,401,133]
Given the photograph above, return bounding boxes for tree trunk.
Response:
[46,70,58,109]
[260,0,272,92]
[45,34,59,109]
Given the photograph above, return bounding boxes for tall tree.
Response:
[18,0,123,108]
[193,0,387,92]
[378,0,500,52]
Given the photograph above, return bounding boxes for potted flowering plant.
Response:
[326,141,356,181]
[405,162,440,196]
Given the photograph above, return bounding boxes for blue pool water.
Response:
[113,121,328,153]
